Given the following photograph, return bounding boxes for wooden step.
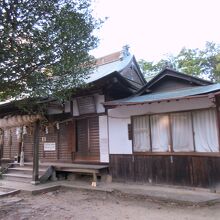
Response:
[59,168,99,174]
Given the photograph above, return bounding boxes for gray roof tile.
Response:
[105,83,220,106]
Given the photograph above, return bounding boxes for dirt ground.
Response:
[0,189,220,220]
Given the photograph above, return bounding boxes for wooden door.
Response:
[57,120,76,162]
[75,117,100,162]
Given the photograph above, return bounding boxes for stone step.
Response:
[3,163,54,183]
[2,173,32,183]
[7,167,46,175]
[10,163,49,169]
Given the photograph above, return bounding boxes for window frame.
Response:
[131,108,220,156]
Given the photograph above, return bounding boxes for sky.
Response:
[91,0,220,62]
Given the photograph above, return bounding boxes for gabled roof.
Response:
[0,48,146,115]
[137,67,212,95]
[86,49,146,86]
[86,51,133,83]
[104,83,220,106]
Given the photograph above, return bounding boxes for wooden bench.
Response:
[39,163,109,186]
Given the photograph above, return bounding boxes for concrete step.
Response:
[3,162,54,183]
[2,173,32,183]
[7,167,46,175]
[10,163,49,169]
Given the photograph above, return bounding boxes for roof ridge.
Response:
[96,51,121,67]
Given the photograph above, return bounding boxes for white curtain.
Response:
[193,109,219,152]
[171,112,194,152]
[133,115,150,152]
[150,114,170,152]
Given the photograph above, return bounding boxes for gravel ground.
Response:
[0,189,220,220]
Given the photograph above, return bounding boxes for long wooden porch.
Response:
[31,162,109,184]
[1,162,109,185]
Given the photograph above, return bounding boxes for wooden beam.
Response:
[32,119,40,185]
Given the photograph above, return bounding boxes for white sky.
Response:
[91,0,220,61]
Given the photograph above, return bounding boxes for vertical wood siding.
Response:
[1,121,76,163]
[110,154,220,188]
[58,121,75,162]
[23,132,33,161]
[88,117,100,156]
[2,128,18,159]
[77,119,88,155]
[76,116,100,161]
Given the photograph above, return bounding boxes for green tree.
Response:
[139,42,220,82]
[139,54,179,79]
[175,47,203,76]
[0,0,101,101]
[199,42,220,81]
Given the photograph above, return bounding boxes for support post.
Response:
[32,119,40,185]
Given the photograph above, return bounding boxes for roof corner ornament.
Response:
[120,45,130,60]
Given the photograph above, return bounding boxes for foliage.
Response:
[0,0,102,101]
[139,42,220,82]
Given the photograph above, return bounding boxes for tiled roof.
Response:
[104,83,220,106]
[86,52,133,83]
[95,51,121,66]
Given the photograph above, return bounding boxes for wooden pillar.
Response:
[0,129,3,160]
[215,96,220,151]
[32,119,40,185]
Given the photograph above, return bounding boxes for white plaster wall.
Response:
[72,98,79,116]
[109,97,215,118]
[94,94,105,113]
[64,101,70,113]
[99,115,109,162]
[108,97,215,155]
[109,117,133,154]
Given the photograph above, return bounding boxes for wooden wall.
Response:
[39,121,74,162]
[2,128,18,160]
[109,154,220,188]
[1,121,75,163]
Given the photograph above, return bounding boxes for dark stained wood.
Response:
[75,117,100,161]
[57,122,73,162]
[23,131,33,162]
[88,117,99,156]
[149,77,199,93]
[133,152,220,157]
[77,96,96,115]
[128,124,132,140]
[120,64,143,87]
[76,118,88,155]
[67,120,76,161]
[70,120,76,153]
[2,128,20,160]
[0,130,4,159]
[32,119,40,182]
[110,154,220,188]
[109,154,133,182]
[57,127,60,160]
[43,126,58,161]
